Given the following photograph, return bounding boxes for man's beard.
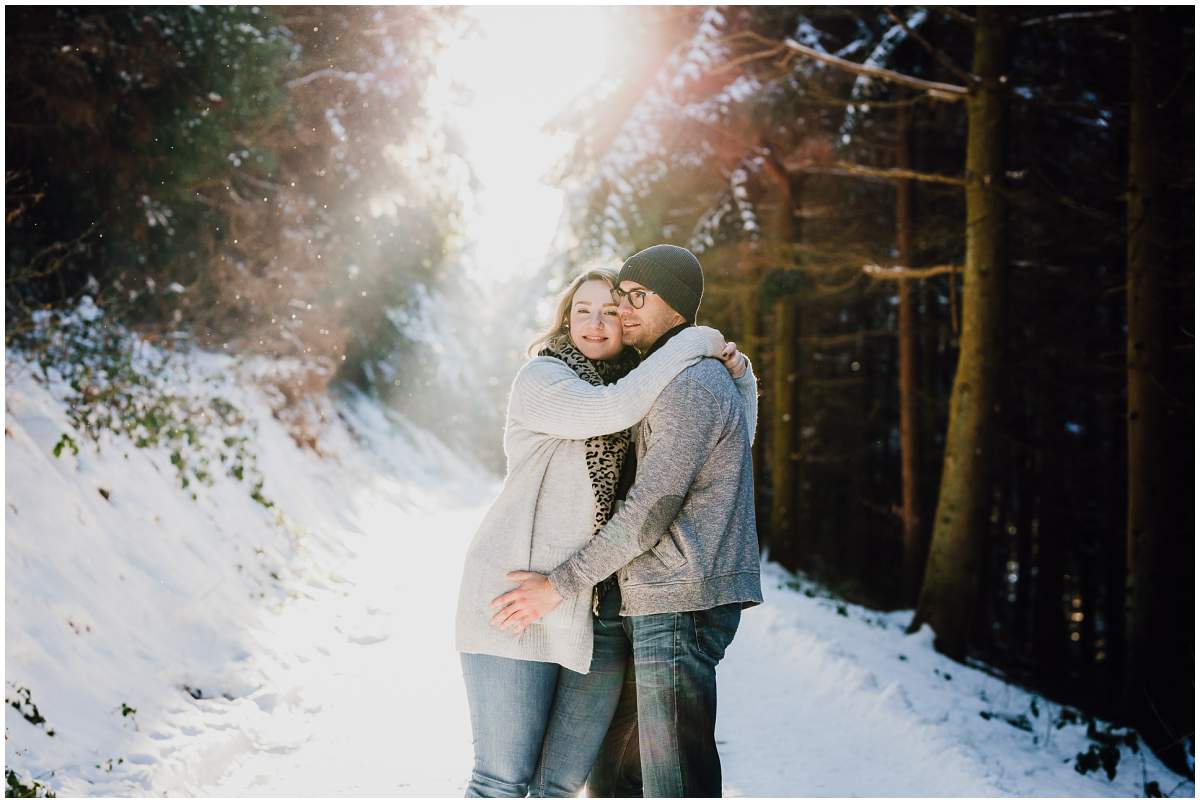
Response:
[621,326,652,352]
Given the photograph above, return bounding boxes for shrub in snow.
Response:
[10,297,272,508]
[5,768,56,798]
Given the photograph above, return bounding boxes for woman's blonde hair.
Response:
[527,264,620,356]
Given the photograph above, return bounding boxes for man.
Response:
[490,243,763,797]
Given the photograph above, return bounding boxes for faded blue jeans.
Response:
[460,587,628,797]
[587,597,743,798]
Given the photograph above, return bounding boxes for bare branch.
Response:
[792,203,842,219]
[1020,8,1130,28]
[788,160,967,187]
[939,8,977,27]
[721,30,793,51]
[797,95,931,109]
[780,38,968,101]
[711,44,788,75]
[863,263,963,280]
[286,68,373,90]
[238,174,288,194]
[883,7,975,85]
[6,222,100,285]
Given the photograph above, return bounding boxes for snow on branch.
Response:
[730,162,761,238]
[671,6,730,91]
[849,10,931,101]
[688,154,765,253]
[689,193,731,253]
[571,7,736,257]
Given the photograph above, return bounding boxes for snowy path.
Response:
[184,467,1190,797]
[179,469,998,797]
[188,473,1192,797]
[194,485,486,796]
[7,351,1187,797]
[181,462,994,796]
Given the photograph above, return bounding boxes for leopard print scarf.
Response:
[538,334,640,538]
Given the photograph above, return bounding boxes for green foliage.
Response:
[14,302,273,508]
[7,6,468,435]
[1075,742,1121,781]
[51,434,78,458]
[5,685,54,737]
[94,758,124,774]
[250,480,274,510]
[6,7,294,321]
[5,769,56,798]
[1072,721,1141,782]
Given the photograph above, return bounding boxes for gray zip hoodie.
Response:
[548,354,763,615]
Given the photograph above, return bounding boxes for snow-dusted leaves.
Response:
[16,298,273,509]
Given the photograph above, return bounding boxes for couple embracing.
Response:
[455,244,763,798]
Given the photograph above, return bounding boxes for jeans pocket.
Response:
[690,604,741,663]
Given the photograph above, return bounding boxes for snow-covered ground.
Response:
[5,337,1193,797]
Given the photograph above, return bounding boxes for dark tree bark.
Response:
[911,7,1010,659]
[760,159,804,564]
[769,295,798,554]
[1123,6,1195,775]
[896,102,926,606]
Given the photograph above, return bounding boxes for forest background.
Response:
[5,4,1194,780]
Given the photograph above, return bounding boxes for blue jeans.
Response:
[460,588,629,797]
[587,598,742,798]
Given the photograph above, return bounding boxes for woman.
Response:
[454,267,756,797]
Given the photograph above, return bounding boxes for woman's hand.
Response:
[490,571,563,636]
[720,341,748,379]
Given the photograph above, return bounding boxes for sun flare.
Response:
[431,7,629,284]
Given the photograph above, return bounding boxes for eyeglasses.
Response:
[610,287,659,309]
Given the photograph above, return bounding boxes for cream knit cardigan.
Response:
[454,326,758,674]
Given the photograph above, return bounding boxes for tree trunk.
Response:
[1123,7,1195,774]
[896,102,925,606]
[910,7,1009,659]
[760,161,805,565]
[769,296,798,555]
[737,240,769,549]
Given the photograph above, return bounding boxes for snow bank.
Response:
[719,563,1195,797]
[4,330,490,795]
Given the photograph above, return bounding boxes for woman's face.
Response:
[568,279,623,361]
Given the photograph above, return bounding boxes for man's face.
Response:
[614,280,685,351]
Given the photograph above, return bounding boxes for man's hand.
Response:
[490,571,564,636]
[720,341,748,379]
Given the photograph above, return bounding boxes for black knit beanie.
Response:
[617,244,704,324]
